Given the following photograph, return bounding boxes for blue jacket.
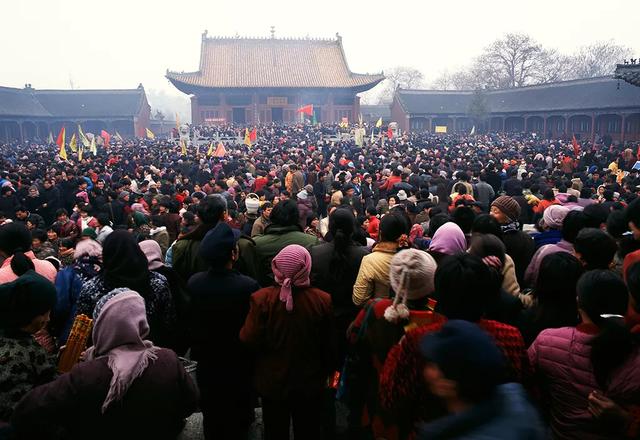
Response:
[416,383,545,440]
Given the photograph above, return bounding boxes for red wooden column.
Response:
[621,114,627,143]
[591,113,596,142]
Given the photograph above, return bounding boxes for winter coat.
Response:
[0,330,56,423]
[239,286,335,400]
[297,198,313,229]
[529,324,640,439]
[245,224,319,287]
[11,349,198,440]
[352,241,397,306]
[416,383,545,440]
[250,215,269,237]
[0,251,57,284]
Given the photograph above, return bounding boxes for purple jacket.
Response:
[529,325,640,439]
[297,198,312,229]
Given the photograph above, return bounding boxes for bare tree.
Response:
[480,33,548,88]
[378,66,425,103]
[532,50,574,84]
[568,41,633,79]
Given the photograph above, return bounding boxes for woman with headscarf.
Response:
[0,270,57,429]
[427,221,467,264]
[50,239,103,345]
[76,230,176,349]
[240,244,335,440]
[11,290,199,440]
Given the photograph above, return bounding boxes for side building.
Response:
[391,77,640,141]
[166,32,384,125]
[0,84,151,142]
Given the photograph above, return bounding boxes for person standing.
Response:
[187,223,260,440]
[240,245,335,440]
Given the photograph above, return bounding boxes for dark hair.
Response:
[31,229,47,243]
[531,253,582,337]
[583,203,609,229]
[379,212,408,242]
[366,206,377,216]
[328,208,357,278]
[434,253,494,322]
[0,223,32,256]
[468,234,505,292]
[180,194,227,242]
[561,210,586,243]
[543,189,555,201]
[427,213,451,238]
[10,252,35,277]
[269,199,300,229]
[96,212,111,227]
[452,206,475,235]
[577,270,634,387]
[606,209,628,239]
[55,208,68,217]
[627,197,640,229]
[471,214,503,240]
[573,228,617,270]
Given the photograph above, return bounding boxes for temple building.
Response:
[166,31,384,125]
[0,84,151,142]
[391,77,640,141]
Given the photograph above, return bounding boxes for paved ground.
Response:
[178,403,349,439]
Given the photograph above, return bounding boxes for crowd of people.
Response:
[1,122,640,439]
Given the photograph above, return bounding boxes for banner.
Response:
[435,125,448,133]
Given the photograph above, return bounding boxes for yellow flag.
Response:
[78,145,83,161]
[90,136,97,156]
[69,133,77,152]
[207,142,214,157]
[175,113,180,130]
[78,125,90,147]
[181,139,187,155]
[146,128,155,139]
[115,131,124,142]
[375,117,382,128]
[244,128,251,147]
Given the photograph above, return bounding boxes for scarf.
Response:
[85,289,160,413]
[271,244,311,312]
[500,220,520,234]
[428,222,467,255]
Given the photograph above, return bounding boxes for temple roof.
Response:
[0,85,148,119]
[396,77,640,115]
[166,35,384,92]
[615,63,640,87]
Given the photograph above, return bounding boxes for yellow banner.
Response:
[435,125,448,133]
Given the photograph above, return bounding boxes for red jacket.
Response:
[367,215,380,241]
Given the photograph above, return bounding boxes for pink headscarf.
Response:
[85,289,160,413]
[271,244,311,312]
[428,222,467,255]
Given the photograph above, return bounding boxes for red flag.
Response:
[387,127,393,139]
[571,135,580,156]
[249,128,257,142]
[101,130,111,146]
[637,145,640,161]
[56,126,65,149]
[296,104,313,116]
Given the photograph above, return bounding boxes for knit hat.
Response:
[198,223,240,265]
[139,240,164,271]
[297,190,308,200]
[419,320,506,399]
[384,249,437,323]
[491,195,521,222]
[304,184,314,193]
[542,204,570,229]
[271,244,312,312]
[0,270,56,329]
[82,227,97,240]
[397,190,408,201]
[245,193,260,215]
[118,191,130,201]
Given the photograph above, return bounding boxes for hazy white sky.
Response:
[3,0,638,98]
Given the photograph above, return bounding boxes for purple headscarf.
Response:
[428,222,467,255]
[271,244,311,312]
[85,289,160,413]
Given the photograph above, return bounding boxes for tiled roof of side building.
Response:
[166,36,385,91]
[0,87,51,117]
[33,88,147,118]
[396,77,640,115]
